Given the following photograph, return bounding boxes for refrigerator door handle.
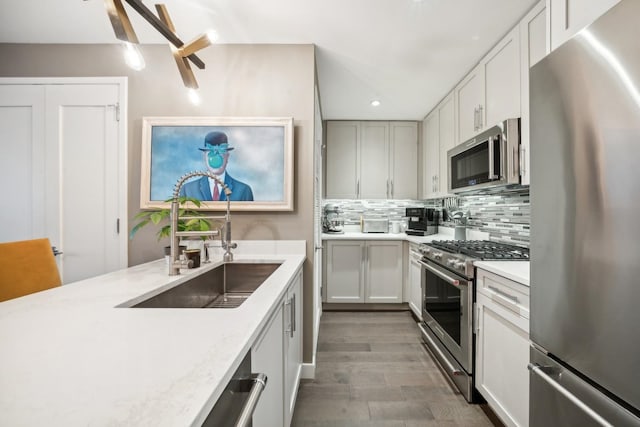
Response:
[528,363,614,427]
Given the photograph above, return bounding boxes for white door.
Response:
[437,93,455,195]
[0,85,47,242]
[0,78,127,284]
[455,65,484,144]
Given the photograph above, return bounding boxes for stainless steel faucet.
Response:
[169,171,237,276]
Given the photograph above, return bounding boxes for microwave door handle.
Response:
[488,136,498,180]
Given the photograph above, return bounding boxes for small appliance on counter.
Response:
[361,217,389,233]
[405,207,439,236]
[322,204,344,233]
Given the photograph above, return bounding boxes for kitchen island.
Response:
[0,241,305,426]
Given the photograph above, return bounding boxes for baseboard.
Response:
[323,302,410,311]
[301,360,315,379]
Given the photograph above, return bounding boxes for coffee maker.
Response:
[405,207,439,236]
[322,204,344,233]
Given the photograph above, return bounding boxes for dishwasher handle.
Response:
[234,373,268,427]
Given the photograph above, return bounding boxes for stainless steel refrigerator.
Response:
[529,0,640,425]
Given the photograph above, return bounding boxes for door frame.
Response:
[0,76,129,271]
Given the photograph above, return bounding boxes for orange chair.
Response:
[0,238,62,302]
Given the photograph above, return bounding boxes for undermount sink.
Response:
[131,262,282,309]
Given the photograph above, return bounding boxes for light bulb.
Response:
[206,30,219,43]
[188,88,201,105]
[122,42,145,71]
[370,100,381,107]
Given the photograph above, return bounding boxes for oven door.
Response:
[420,259,473,373]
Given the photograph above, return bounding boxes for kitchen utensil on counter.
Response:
[450,210,468,240]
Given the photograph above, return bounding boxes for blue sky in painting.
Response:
[150,126,285,201]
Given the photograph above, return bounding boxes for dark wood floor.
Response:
[291,311,495,427]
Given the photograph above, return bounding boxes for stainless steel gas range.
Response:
[417,240,529,402]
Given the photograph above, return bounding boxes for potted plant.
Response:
[129,197,214,262]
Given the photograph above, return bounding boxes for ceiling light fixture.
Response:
[371,100,381,107]
[103,0,216,90]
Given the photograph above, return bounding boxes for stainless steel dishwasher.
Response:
[201,351,267,427]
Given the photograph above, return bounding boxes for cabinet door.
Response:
[365,241,403,303]
[483,26,521,130]
[455,64,484,144]
[326,241,364,303]
[476,294,529,427]
[437,93,455,195]
[252,305,285,427]
[284,271,303,426]
[422,112,439,199]
[389,122,417,199]
[550,0,620,51]
[360,122,389,199]
[326,121,359,198]
[520,0,548,186]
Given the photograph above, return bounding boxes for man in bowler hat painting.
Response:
[179,131,254,201]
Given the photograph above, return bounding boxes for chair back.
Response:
[0,238,62,302]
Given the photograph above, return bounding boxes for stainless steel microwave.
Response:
[447,118,521,193]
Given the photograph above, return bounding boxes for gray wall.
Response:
[0,43,317,362]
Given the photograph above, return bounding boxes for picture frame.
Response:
[140,116,294,211]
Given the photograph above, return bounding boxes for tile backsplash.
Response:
[323,186,530,246]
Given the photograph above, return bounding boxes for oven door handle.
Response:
[419,323,464,376]
[488,136,498,180]
[420,260,463,287]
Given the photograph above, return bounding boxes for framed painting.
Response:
[140,117,294,211]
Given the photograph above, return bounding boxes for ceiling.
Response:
[0,0,538,120]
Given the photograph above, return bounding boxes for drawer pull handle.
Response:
[488,285,518,304]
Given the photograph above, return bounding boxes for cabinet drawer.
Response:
[477,268,529,319]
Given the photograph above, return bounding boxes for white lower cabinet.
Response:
[326,240,403,303]
[252,304,284,427]
[284,270,303,427]
[252,267,303,427]
[475,268,530,427]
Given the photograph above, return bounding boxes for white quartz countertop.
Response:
[474,261,530,286]
[0,242,305,426]
[322,227,490,245]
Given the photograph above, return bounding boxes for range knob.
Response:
[434,252,443,260]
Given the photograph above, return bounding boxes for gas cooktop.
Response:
[426,240,529,260]
[419,240,529,279]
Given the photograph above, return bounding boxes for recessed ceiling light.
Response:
[371,100,381,107]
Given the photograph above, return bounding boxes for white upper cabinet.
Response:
[520,0,549,186]
[437,93,455,195]
[389,122,418,199]
[549,0,620,51]
[422,90,455,199]
[326,121,359,199]
[326,121,417,199]
[360,122,389,199]
[455,64,484,144]
[455,26,521,145]
[482,26,521,130]
[422,110,439,199]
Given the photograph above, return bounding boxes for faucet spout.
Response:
[169,171,234,276]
